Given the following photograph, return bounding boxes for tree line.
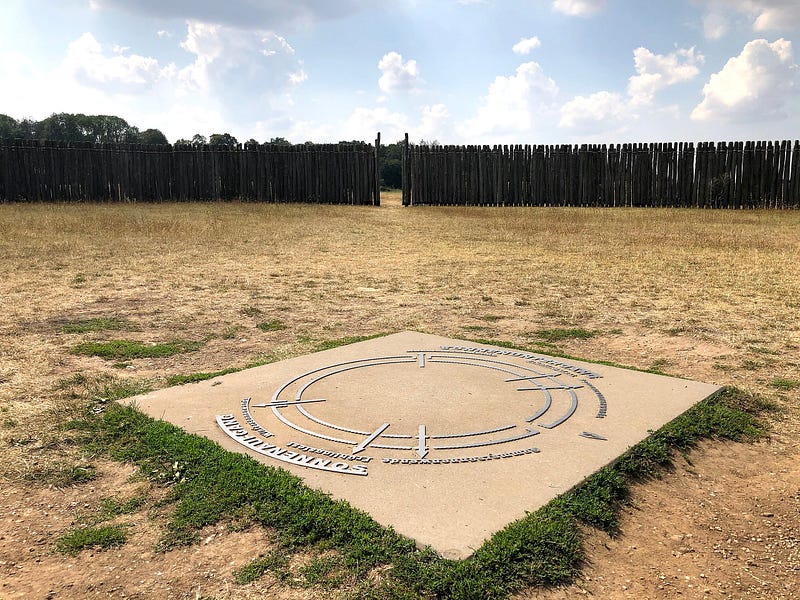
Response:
[0,112,298,149]
[0,112,428,189]
[0,113,170,145]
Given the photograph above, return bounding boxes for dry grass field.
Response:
[1,191,799,598]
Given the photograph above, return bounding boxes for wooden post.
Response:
[402,133,410,206]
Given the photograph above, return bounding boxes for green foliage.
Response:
[235,550,291,584]
[209,132,239,146]
[770,378,799,391]
[313,333,388,352]
[256,319,286,332]
[71,339,202,360]
[60,317,134,334]
[0,113,21,139]
[84,403,416,564]
[99,494,147,519]
[166,369,239,386]
[138,128,169,145]
[532,328,597,343]
[56,525,127,555]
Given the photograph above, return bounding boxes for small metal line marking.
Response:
[271,405,356,445]
[353,423,391,454]
[526,395,553,422]
[517,384,584,391]
[419,353,426,368]
[252,399,327,408]
[430,424,516,439]
[504,374,563,382]
[433,428,540,450]
[538,388,579,429]
[580,431,608,441]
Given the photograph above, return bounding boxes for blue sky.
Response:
[0,0,798,144]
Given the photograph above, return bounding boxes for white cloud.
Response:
[558,91,627,129]
[412,104,450,142]
[378,51,423,94]
[627,46,704,106]
[697,1,800,38]
[176,20,306,114]
[552,0,606,17]
[512,36,542,55]
[157,30,173,39]
[459,61,558,138]
[335,104,450,144]
[691,38,798,122]
[343,106,410,141]
[64,33,173,93]
[702,12,728,40]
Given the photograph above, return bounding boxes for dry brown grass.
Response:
[1,192,799,597]
[1,195,799,469]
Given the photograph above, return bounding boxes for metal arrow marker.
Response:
[352,422,391,454]
[417,424,429,458]
[252,398,327,408]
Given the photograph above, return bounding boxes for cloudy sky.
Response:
[1,0,798,144]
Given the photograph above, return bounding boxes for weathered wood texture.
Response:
[0,140,379,205]
[406,141,800,208]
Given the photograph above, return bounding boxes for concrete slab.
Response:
[127,332,722,559]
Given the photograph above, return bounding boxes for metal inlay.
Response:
[220,344,610,476]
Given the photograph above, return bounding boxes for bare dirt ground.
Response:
[1,192,798,598]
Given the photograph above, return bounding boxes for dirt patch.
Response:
[1,196,799,597]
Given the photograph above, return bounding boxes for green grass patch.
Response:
[61,317,135,334]
[235,550,291,584]
[770,378,799,391]
[257,319,287,332]
[313,333,389,352]
[531,328,597,343]
[71,339,202,360]
[99,494,147,519]
[56,525,127,555]
[167,368,239,386]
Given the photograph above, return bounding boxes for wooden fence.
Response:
[402,139,800,209]
[0,138,381,205]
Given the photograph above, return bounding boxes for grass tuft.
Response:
[770,378,799,391]
[71,339,202,360]
[313,333,388,352]
[256,319,287,332]
[167,369,239,386]
[56,525,128,555]
[531,328,597,343]
[61,317,135,333]
[235,550,291,584]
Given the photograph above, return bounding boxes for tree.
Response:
[244,138,259,148]
[191,134,208,145]
[0,114,20,139]
[268,136,291,146]
[209,132,238,146]
[379,140,404,189]
[138,128,169,145]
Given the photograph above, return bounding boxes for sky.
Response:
[0,0,798,145]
